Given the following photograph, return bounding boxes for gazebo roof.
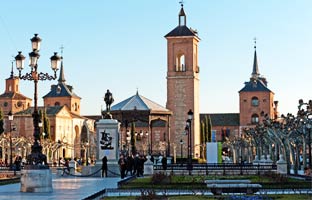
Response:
[111,91,170,113]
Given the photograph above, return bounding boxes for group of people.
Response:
[101,153,168,179]
[117,154,147,179]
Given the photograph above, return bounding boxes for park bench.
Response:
[205,179,262,195]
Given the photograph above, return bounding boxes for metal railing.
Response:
[154,163,277,175]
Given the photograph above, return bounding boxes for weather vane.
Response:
[253,37,257,49]
[60,45,64,58]
[179,0,184,7]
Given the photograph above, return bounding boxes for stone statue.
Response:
[104,89,114,112]
[103,89,114,119]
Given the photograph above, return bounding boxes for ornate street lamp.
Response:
[15,34,61,168]
[8,111,13,170]
[186,109,193,174]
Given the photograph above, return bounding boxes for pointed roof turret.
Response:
[10,61,14,79]
[239,39,271,92]
[43,55,81,99]
[179,2,186,26]
[165,2,199,38]
[251,42,260,80]
[58,59,66,83]
[58,45,66,83]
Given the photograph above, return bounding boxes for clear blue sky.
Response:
[0,1,311,116]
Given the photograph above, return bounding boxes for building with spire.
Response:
[0,4,280,165]
[0,64,32,115]
[0,59,95,165]
[239,43,278,127]
[165,3,201,158]
[43,59,81,116]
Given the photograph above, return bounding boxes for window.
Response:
[56,85,61,94]
[74,103,78,111]
[175,54,185,72]
[251,114,259,124]
[251,97,259,106]
[17,101,22,107]
[55,102,60,106]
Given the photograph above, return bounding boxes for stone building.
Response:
[0,60,95,165]
[0,65,32,115]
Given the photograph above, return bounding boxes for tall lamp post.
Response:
[186,109,193,174]
[15,34,61,167]
[126,130,131,156]
[146,131,150,155]
[8,111,13,170]
[180,139,184,159]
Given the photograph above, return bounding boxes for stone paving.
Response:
[0,174,121,200]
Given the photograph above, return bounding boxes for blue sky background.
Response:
[0,1,311,116]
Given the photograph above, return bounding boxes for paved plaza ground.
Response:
[0,173,121,200]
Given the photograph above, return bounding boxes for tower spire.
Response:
[58,45,66,83]
[178,1,186,26]
[10,60,14,79]
[251,38,260,79]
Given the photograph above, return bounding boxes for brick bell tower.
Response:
[239,41,278,129]
[165,3,200,158]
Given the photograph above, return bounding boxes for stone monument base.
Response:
[20,168,53,192]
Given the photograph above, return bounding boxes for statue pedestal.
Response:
[96,118,120,177]
[20,168,52,193]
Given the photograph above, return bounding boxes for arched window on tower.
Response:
[251,97,259,107]
[251,114,259,124]
[175,54,185,72]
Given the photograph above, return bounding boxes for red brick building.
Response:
[165,4,201,159]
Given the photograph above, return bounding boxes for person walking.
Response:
[161,156,167,170]
[126,155,134,176]
[102,156,108,177]
[118,154,126,179]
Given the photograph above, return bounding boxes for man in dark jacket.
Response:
[102,156,108,177]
